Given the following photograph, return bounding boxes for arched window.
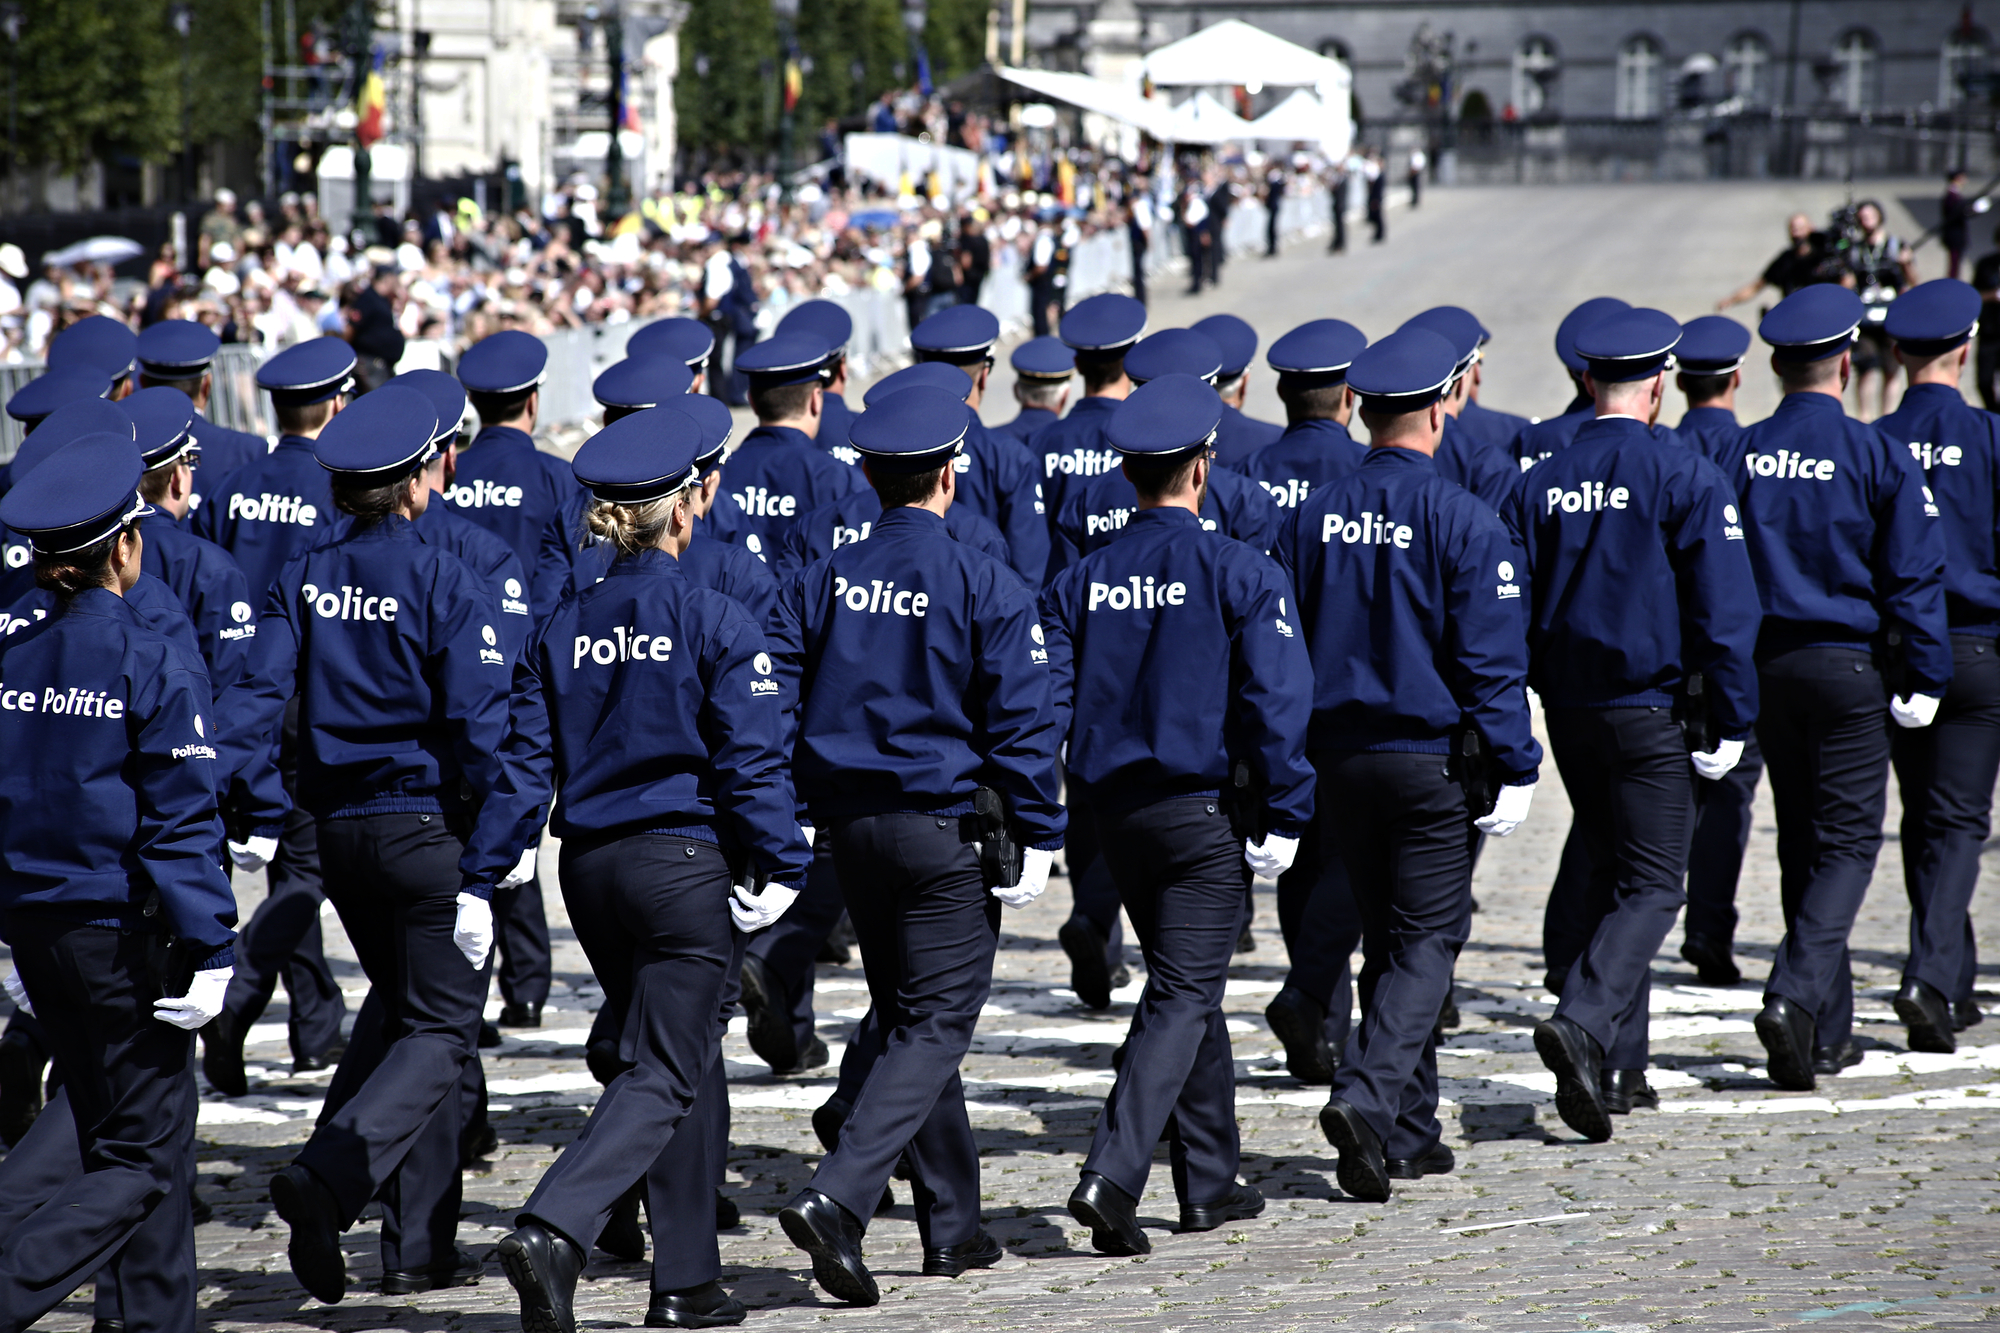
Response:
[1512,36,1559,115]
[1725,32,1772,106]
[1616,35,1664,119]
[1834,30,1879,111]
[1941,29,1989,107]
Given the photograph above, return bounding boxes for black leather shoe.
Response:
[1178,1182,1264,1232]
[1895,979,1955,1054]
[1954,999,1984,1031]
[1755,997,1817,1091]
[1067,1172,1150,1255]
[91,1321,124,1333]
[1542,967,1566,997]
[1534,1016,1612,1142]
[1109,963,1131,992]
[460,1117,498,1167]
[1813,1038,1864,1076]
[1680,932,1742,988]
[191,1190,213,1226]
[499,1001,543,1029]
[1386,1143,1456,1180]
[1433,994,1460,1041]
[381,1248,483,1293]
[1599,1069,1659,1114]
[269,1164,346,1304]
[200,1011,248,1099]
[1058,916,1113,1010]
[816,913,856,966]
[646,1280,746,1328]
[498,1222,586,1333]
[292,1048,338,1075]
[478,1021,503,1049]
[1318,1099,1391,1202]
[875,1185,896,1216]
[597,1188,646,1261]
[585,1039,629,1086]
[923,1230,1002,1276]
[738,954,800,1073]
[1264,986,1336,1085]
[715,1190,741,1230]
[788,1036,830,1075]
[811,1096,850,1153]
[778,1189,877,1306]
[1235,922,1256,954]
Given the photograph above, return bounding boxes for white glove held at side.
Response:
[228,835,279,872]
[1243,834,1299,877]
[500,848,538,890]
[1475,782,1536,837]
[799,824,816,849]
[1891,693,1942,729]
[1690,737,1745,781]
[3,968,32,1018]
[453,892,495,969]
[153,966,232,1030]
[731,881,801,933]
[991,847,1054,907]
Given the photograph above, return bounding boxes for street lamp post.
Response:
[606,2,627,217]
[171,3,194,203]
[0,4,20,206]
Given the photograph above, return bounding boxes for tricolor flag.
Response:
[356,49,387,148]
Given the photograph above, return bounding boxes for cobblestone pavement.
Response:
[16,182,2000,1331]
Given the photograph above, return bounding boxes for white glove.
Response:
[153,966,232,1030]
[500,847,538,890]
[228,835,279,873]
[1891,693,1942,729]
[1690,737,1745,781]
[1243,834,1299,877]
[731,880,801,933]
[991,847,1053,907]
[3,968,32,1017]
[453,892,495,969]
[1474,782,1536,837]
[799,824,816,849]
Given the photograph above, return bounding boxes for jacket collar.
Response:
[872,505,948,535]
[1681,405,1739,425]
[608,546,687,578]
[64,586,139,622]
[1902,382,1965,408]
[741,424,816,450]
[468,424,535,451]
[275,434,319,453]
[1362,444,1439,471]
[1281,417,1353,442]
[348,512,419,543]
[1775,390,1846,418]
[1127,504,1204,531]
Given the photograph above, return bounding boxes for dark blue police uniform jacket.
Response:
[467,547,810,891]
[1733,392,1953,692]
[1435,414,1523,516]
[1039,505,1316,833]
[412,499,535,661]
[1047,462,1282,582]
[1456,397,1531,455]
[1239,418,1368,515]
[3,571,206,673]
[1274,445,1542,781]
[444,425,582,573]
[140,509,257,691]
[1034,397,1123,527]
[772,488,1011,584]
[769,506,1066,847]
[1507,416,1763,736]
[993,405,1058,449]
[190,434,349,599]
[1874,382,2000,636]
[818,391,858,465]
[235,515,515,881]
[1511,404,1593,469]
[718,424,867,564]
[533,493,779,625]
[188,411,270,511]
[951,419,1050,585]
[1210,404,1285,472]
[1675,406,1751,473]
[0,588,237,966]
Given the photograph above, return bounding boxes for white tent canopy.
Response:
[1143,19,1346,92]
[998,67,1171,139]
[1248,88,1350,155]
[1165,91,1255,146]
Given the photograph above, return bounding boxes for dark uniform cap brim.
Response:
[1399,307,1485,375]
[626,318,717,370]
[48,317,139,381]
[776,300,855,357]
[1347,328,1460,414]
[1760,285,1867,363]
[1189,315,1259,378]
[1124,329,1225,387]
[123,386,200,469]
[9,400,132,469]
[1555,297,1634,374]
[736,332,832,387]
[1575,308,1683,383]
[913,306,1001,361]
[135,320,223,376]
[1673,315,1753,375]
[1885,279,1982,357]
[257,337,359,406]
[849,385,972,473]
[312,385,441,480]
[593,356,697,410]
[863,361,975,407]
[660,395,736,472]
[1010,336,1076,380]
[386,369,469,445]
[0,433,153,554]
[457,330,551,395]
[1106,373,1223,458]
[573,406,706,504]
[1060,294,1148,353]
[1267,320,1368,388]
[6,369,113,423]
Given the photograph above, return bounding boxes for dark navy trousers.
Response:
[1320,752,1474,1161]
[522,834,734,1289]
[743,839,845,1055]
[811,813,998,1250]
[1545,707,1694,1071]
[1276,807,1358,1052]
[1683,733,1765,947]
[1891,635,1999,1003]
[1085,797,1250,1208]
[299,813,488,1271]
[493,874,553,1012]
[1063,786,1128,970]
[0,916,197,1333]
[1757,647,1893,1049]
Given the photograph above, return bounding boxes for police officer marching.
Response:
[991,336,1074,448]
[237,385,519,1302]
[774,300,861,463]
[1189,313,1284,469]
[1736,285,1951,1090]
[1512,297,1631,469]
[133,319,272,500]
[475,407,811,1332]
[768,384,1066,1305]
[1510,307,1763,1142]
[1398,307,1522,516]
[717,333,867,565]
[1869,279,1996,1053]
[0,432,238,1332]
[1238,319,1369,516]
[1035,294,1147,524]
[1272,327,1542,1200]
[1040,372,1312,1252]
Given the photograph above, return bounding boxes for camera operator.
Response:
[1840,199,1919,421]
[1717,214,1836,314]
[1970,222,2000,410]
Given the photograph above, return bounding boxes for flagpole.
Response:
[607,1,627,218]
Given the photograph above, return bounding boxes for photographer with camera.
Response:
[1840,200,1919,421]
